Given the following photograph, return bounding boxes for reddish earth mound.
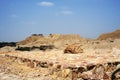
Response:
[97,29,120,40]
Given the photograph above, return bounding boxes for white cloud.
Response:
[55,10,74,16]
[61,10,74,15]
[37,1,54,7]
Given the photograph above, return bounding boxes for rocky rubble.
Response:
[0,47,120,80]
[0,31,120,80]
[64,43,83,54]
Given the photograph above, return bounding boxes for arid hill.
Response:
[17,34,51,45]
[97,29,120,40]
[17,34,85,48]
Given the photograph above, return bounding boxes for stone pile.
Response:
[3,52,120,80]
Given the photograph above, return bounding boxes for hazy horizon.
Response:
[0,0,120,42]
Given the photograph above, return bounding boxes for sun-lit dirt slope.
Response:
[97,29,120,40]
[17,34,85,48]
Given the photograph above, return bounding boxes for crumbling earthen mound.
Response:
[97,29,120,40]
[17,34,85,49]
[17,34,53,46]
[18,34,44,45]
[53,34,85,48]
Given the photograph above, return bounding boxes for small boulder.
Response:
[64,43,83,54]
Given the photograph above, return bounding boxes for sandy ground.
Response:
[0,54,56,80]
[0,39,120,80]
[0,48,120,80]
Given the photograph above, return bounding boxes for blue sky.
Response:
[0,0,120,41]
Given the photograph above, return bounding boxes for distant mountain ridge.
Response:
[97,29,120,40]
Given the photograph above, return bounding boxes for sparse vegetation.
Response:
[0,42,16,48]
[32,34,44,37]
[15,45,55,51]
[39,45,54,51]
[15,46,31,51]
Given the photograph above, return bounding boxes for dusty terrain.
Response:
[97,29,120,40]
[0,30,120,80]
